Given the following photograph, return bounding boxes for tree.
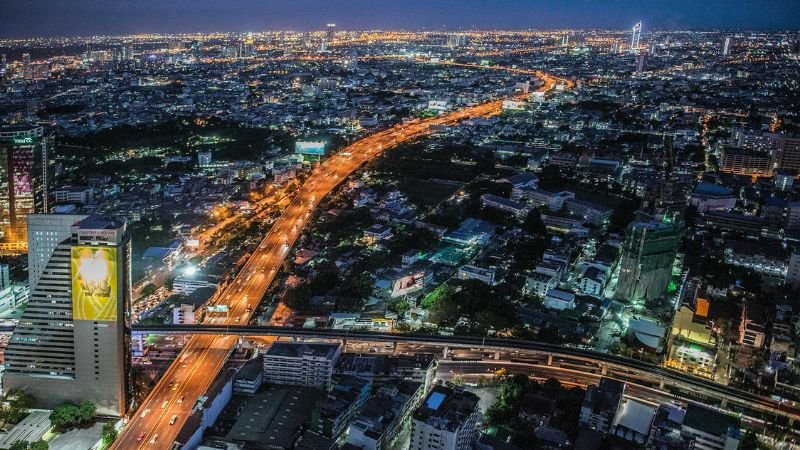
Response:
[102,422,118,448]
[50,404,79,429]
[29,441,48,450]
[522,209,547,236]
[77,400,96,423]
[738,429,759,450]
[50,402,96,429]
[9,442,30,450]
[0,390,34,428]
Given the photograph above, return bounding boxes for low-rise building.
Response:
[579,377,625,433]
[410,386,479,450]
[456,265,496,285]
[263,342,342,390]
[346,380,425,450]
[680,403,740,450]
[313,375,372,441]
[544,289,576,311]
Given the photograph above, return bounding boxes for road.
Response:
[113,70,569,449]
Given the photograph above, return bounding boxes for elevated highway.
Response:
[114,70,572,449]
[133,323,800,429]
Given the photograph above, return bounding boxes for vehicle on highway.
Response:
[150,434,159,445]
[169,414,178,425]
[177,395,184,404]
[137,432,145,442]
[161,400,168,409]
[140,408,150,418]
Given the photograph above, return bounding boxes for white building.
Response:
[410,386,479,450]
[544,289,576,310]
[5,215,131,416]
[172,303,196,324]
[262,342,341,390]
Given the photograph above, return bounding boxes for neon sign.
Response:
[13,138,33,144]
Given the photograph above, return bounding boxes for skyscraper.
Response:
[631,22,642,50]
[4,215,132,416]
[723,36,732,56]
[446,33,467,49]
[635,52,647,74]
[22,53,32,80]
[614,212,684,302]
[326,23,336,42]
[0,125,52,252]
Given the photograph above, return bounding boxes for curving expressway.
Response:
[113,70,570,449]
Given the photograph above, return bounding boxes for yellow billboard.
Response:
[71,246,118,321]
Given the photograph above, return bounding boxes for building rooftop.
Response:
[683,403,739,438]
[413,385,478,432]
[265,342,341,359]
[76,215,125,230]
[693,182,733,197]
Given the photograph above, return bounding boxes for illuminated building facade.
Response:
[327,23,336,42]
[631,22,642,50]
[614,212,684,302]
[0,125,52,252]
[4,215,131,416]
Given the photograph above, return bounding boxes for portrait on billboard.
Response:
[71,246,118,321]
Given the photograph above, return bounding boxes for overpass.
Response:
[134,324,800,428]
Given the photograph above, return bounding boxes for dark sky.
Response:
[2,0,799,37]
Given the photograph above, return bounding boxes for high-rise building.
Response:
[198,151,212,167]
[22,53,32,80]
[0,125,53,252]
[635,52,647,74]
[773,136,800,173]
[786,252,800,288]
[446,33,467,49]
[410,386,479,450]
[631,22,642,50]
[326,23,336,42]
[719,145,771,176]
[614,212,684,302]
[4,215,132,416]
[723,36,732,56]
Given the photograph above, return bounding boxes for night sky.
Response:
[1,0,799,37]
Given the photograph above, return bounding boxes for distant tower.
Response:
[635,52,647,74]
[447,33,466,49]
[326,24,336,42]
[631,22,642,50]
[723,36,732,56]
[562,33,570,47]
[22,53,32,80]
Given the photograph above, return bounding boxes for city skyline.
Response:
[1,0,800,37]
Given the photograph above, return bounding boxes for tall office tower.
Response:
[345,49,358,70]
[1,54,6,72]
[4,215,132,416]
[410,385,479,450]
[0,125,52,253]
[446,33,467,49]
[562,33,570,47]
[326,23,336,42]
[614,212,684,302]
[723,36,732,56]
[631,22,642,50]
[787,252,800,288]
[635,52,647,74]
[22,53,32,80]
[773,136,800,173]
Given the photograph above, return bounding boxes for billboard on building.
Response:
[391,271,424,298]
[295,141,326,156]
[71,246,118,321]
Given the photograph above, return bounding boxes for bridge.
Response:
[133,324,800,430]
